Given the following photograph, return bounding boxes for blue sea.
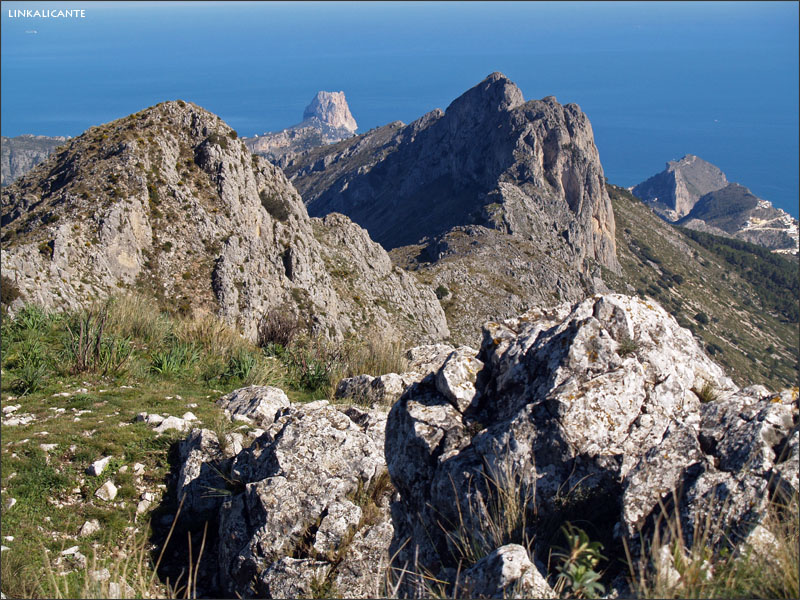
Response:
[2,1,798,217]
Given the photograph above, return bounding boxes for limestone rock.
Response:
[153,416,189,434]
[175,392,394,599]
[335,372,421,408]
[384,294,797,594]
[217,385,290,427]
[1,100,447,346]
[86,456,112,477]
[95,480,118,502]
[79,519,101,537]
[461,545,555,599]
[436,349,484,413]
[175,428,228,519]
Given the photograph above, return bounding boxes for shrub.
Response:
[62,307,132,376]
[9,337,49,394]
[617,336,639,358]
[1,274,21,306]
[692,381,718,403]
[259,189,290,221]
[206,132,229,150]
[553,523,606,598]
[434,284,450,300]
[694,312,710,326]
[104,294,172,347]
[257,309,302,349]
[150,337,199,377]
[38,240,54,259]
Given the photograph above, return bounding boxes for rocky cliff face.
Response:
[1,134,69,186]
[632,154,728,220]
[633,156,798,254]
[288,73,617,266]
[244,91,358,166]
[0,101,447,344]
[284,73,619,343]
[173,294,798,598]
[303,91,358,132]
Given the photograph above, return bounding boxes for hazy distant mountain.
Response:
[1,134,69,186]
[243,91,358,166]
[633,155,798,254]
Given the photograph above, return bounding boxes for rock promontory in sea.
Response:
[244,91,358,166]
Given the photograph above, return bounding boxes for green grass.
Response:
[0,292,417,598]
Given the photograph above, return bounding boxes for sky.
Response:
[1,1,798,216]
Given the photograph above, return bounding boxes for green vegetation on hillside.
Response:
[603,183,798,390]
[678,227,799,323]
[0,293,407,598]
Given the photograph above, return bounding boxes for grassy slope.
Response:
[603,183,798,390]
[0,295,407,598]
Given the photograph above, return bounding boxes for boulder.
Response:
[218,386,290,427]
[95,481,118,502]
[175,391,394,599]
[86,456,112,477]
[461,545,555,599]
[385,294,797,595]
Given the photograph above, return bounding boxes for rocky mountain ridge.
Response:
[244,91,358,166]
[1,134,70,186]
[284,72,619,342]
[632,155,798,254]
[172,294,798,597]
[0,100,447,344]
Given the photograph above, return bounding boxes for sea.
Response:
[1,1,798,217]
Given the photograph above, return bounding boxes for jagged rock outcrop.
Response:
[632,154,728,220]
[633,156,798,254]
[244,91,358,166]
[173,295,797,597]
[0,100,448,344]
[1,134,69,186]
[334,343,478,408]
[285,73,620,344]
[174,388,394,599]
[287,73,617,265]
[384,293,798,596]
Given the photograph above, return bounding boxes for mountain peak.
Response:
[302,91,357,133]
[633,154,728,218]
[446,72,524,116]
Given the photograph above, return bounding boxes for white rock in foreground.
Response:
[94,480,118,502]
[86,456,113,476]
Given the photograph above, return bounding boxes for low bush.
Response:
[1,274,21,306]
[257,309,302,349]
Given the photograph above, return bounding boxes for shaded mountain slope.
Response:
[286,72,618,272]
